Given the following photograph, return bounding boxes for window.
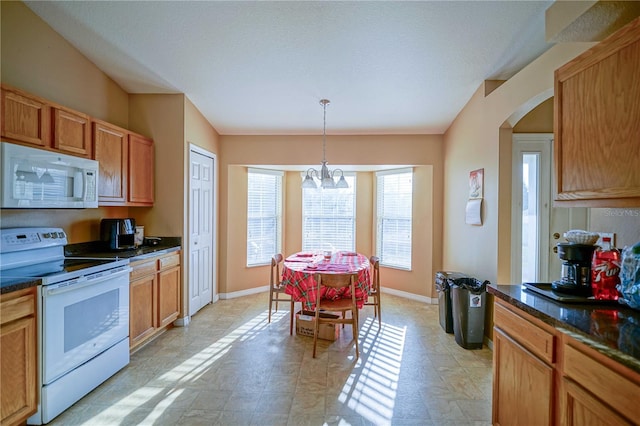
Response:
[302,175,356,252]
[376,169,412,270]
[247,169,282,266]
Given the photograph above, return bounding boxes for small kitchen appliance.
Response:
[552,243,598,296]
[100,218,136,250]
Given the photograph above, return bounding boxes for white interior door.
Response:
[189,146,216,316]
[511,134,587,283]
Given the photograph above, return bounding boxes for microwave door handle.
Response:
[73,171,84,199]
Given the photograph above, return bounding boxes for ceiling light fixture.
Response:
[301,99,348,189]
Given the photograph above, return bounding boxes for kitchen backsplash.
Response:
[589,208,640,248]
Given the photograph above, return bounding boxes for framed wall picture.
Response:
[469,168,484,199]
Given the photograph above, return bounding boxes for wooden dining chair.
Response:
[312,272,359,359]
[268,253,294,335]
[364,255,381,326]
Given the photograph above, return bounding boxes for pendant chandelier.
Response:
[301,99,348,189]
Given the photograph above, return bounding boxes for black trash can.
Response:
[451,278,489,349]
[435,271,468,333]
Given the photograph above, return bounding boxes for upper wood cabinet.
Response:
[554,16,640,207]
[93,121,154,207]
[52,106,92,158]
[93,120,128,205]
[128,133,154,206]
[1,85,92,158]
[1,85,50,148]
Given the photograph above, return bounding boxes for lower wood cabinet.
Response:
[129,251,180,350]
[0,287,37,426]
[561,378,631,426]
[493,299,640,425]
[492,301,555,425]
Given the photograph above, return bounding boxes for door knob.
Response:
[553,233,560,240]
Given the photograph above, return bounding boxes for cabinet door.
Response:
[0,291,37,426]
[554,17,640,206]
[158,265,180,328]
[128,133,154,205]
[94,121,128,205]
[492,328,554,426]
[560,378,632,426]
[130,274,157,348]
[52,107,92,158]
[1,86,50,148]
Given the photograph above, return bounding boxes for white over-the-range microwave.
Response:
[0,141,99,208]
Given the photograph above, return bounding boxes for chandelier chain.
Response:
[321,99,329,163]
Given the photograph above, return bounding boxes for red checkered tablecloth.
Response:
[283,251,371,309]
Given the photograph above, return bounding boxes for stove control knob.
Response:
[43,233,51,238]
[57,232,65,238]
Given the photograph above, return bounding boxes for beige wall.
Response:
[128,94,185,237]
[0,1,129,128]
[219,135,443,298]
[513,98,554,133]
[443,43,594,285]
[0,1,132,242]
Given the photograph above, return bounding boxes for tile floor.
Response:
[50,292,493,425]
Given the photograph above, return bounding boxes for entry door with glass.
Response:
[511,134,588,284]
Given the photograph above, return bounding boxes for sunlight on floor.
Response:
[78,310,288,424]
[338,317,405,425]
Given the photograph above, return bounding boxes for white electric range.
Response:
[0,227,131,424]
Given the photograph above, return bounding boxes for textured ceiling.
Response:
[25,1,554,135]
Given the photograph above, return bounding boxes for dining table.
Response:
[282,250,372,310]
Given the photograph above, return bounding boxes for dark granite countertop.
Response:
[488,284,640,374]
[65,237,181,261]
[0,277,40,295]
[1,237,181,295]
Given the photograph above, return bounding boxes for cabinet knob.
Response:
[553,246,558,254]
[553,233,560,240]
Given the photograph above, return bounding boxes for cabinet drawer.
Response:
[1,291,36,326]
[564,343,639,419]
[130,260,157,280]
[494,301,555,364]
[158,253,180,270]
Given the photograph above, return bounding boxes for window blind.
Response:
[247,169,282,266]
[376,168,412,270]
[302,175,356,252]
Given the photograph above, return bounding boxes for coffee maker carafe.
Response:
[552,243,598,296]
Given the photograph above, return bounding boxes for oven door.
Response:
[41,266,130,385]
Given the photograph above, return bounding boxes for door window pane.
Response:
[522,154,539,282]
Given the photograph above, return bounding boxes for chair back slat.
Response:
[314,272,357,289]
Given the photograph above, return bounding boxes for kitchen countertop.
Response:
[65,237,181,260]
[488,284,640,374]
[1,237,181,294]
[0,277,40,295]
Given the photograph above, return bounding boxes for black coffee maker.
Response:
[552,243,598,296]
